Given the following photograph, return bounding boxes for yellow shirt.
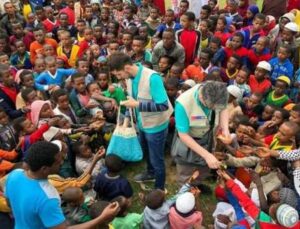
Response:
[23,4,32,21]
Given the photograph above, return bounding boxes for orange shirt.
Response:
[29,38,58,64]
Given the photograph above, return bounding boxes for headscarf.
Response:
[246,5,259,25]
[30,100,52,127]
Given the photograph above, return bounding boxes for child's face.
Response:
[165,11,174,24]
[108,43,119,55]
[101,9,109,20]
[108,23,117,34]
[0,111,9,126]
[158,57,170,73]
[57,94,70,110]
[271,111,284,126]
[254,67,267,81]
[35,9,45,22]
[274,80,287,96]
[290,110,300,125]
[269,190,280,204]
[200,9,209,20]
[33,30,45,43]
[93,27,102,39]
[166,84,178,98]
[91,45,100,57]
[84,29,93,41]
[56,59,65,68]
[169,66,182,79]
[282,29,294,43]
[79,144,93,158]
[77,61,89,75]
[21,119,36,134]
[88,83,101,95]
[16,41,26,54]
[180,15,190,29]
[132,40,144,54]
[236,124,248,141]
[276,123,294,143]
[179,2,189,14]
[97,74,108,89]
[85,7,93,19]
[12,24,24,37]
[246,10,253,19]
[77,22,86,33]
[26,90,39,104]
[113,0,122,10]
[235,70,248,84]
[0,70,14,87]
[279,17,290,31]
[227,3,237,14]
[0,39,6,52]
[209,42,219,54]
[122,34,132,47]
[231,36,243,50]
[247,94,261,109]
[73,77,86,93]
[0,55,9,65]
[22,74,34,88]
[44,46,55,57]
[199,21,209,33]
[139,27,148,39]
[45,8,54,19]
[199,52,210,68]
[46,60,57,75]
[34,61,46,73]
[227,57,239,71]
[255,37,266,53]
[252,18,265,32]
[150,9,159,20]
[61,34,72,46]
[216,18,225,31]
[151,37,160,50]
[40,103,53,119]
[262,105,274,121]
[277,47,289,62]
[209,0,216,8]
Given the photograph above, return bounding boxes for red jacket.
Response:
[248,48,272,69]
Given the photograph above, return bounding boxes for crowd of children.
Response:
[0,0,300,228]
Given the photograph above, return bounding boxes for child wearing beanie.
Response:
[169,192,203,229]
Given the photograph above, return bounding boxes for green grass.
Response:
[122,155,217,227]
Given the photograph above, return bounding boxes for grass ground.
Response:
[122,155,218,227]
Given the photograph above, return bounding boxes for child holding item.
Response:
[229,66,251,99]
[10,40,32,70]
[248,61,272,95]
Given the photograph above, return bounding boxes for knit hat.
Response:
[281,12,296,22]
[279,188,298,208]
[257,61,271,72]
[175,192,195,214]
[30,100,53,127]
[285,22,299,33]
[277,76,291,86]
[183,79,196,88]
[247,5,259,16]
[51,140,62,151]
[276,204,299,227]
[43,127,60,142]
[227,85,242,100]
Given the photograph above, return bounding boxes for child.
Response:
[61,187,91,225]
[42,6,59,34]
[131,35,152,63]
[120,32,134,57]
[57,31,80,68]
[93,24,106,47]
[155,9,182,38]
[137,0,151,21]
[52,89,79,124]
[0,64,28,119]
[224,32,248,66]
[226,0,243,30]
[249,61,272,95]
[43,44,56,58]
[176,11,201,66]
[199,20,212,50]
[33,58,46,78]
[169,63,184,80]
[269,44,294,85]
[35,56,76,91]
[13,116,59,153]
[10,40,32,70]
[9,22,35,51]
[145,7,161,37]
[244,5,259,26]
[169,192,203,229]
[265,76,291,108]
[227,85,243,123]
[111,196,143,229]
[30,100,54,127]
[78,27,94,58]
[240,13,266,49]
[86,82,105,116]
[229,66,251,99]
[94,154,133,201]
[73,141,104,181]
[16,70,36,109]
[89,201,118,228]
[214,16,231,47]
[165,78,179,108]
[75,58,94,86]
[247,36,272,71]
[30,27,58,64]
[209,36,225,67]
[240,92,264,119]
[221,54,241,83]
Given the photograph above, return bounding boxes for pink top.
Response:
[78,93,90,107]
[169,207,203,229]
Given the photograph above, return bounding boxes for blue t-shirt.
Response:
[269,57,294,85]
[175,89,211,133]
[131,63,169,133]
[5,169,65,229]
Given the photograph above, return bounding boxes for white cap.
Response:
[184,79,196,88]
[51,140,62,151]
[175,192,195,214]
[281,12,295,22]
[227,85,242,100]
[285,22,299,33]
[257,61,271,72]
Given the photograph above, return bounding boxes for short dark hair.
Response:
[105,154,123,173]
[292,104,300,113]
[71,141,85,156]
[0,64,10,77]
[254,13,266,22]
[183,11,196,21]
[145,189,165,209]
[240,66,251,77]
[21,87,35,102]
[165,77,179,88]
[71,72,85,82]
[24,141,60,172]
[233,32,244,43]
[201,47,214,60]
[230,54,242,67]
[13,117,26,135]
[274,107,290,120]
[180,0,189,7]
[279,43,292,55]
[89,201,110,219]
[34,5,44,11]
[75,57,88,67]
[51,89,68,103]
[210,36,222,47]
[108,52,133,71]
[202,4,212,14]
[20,70,33,83]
